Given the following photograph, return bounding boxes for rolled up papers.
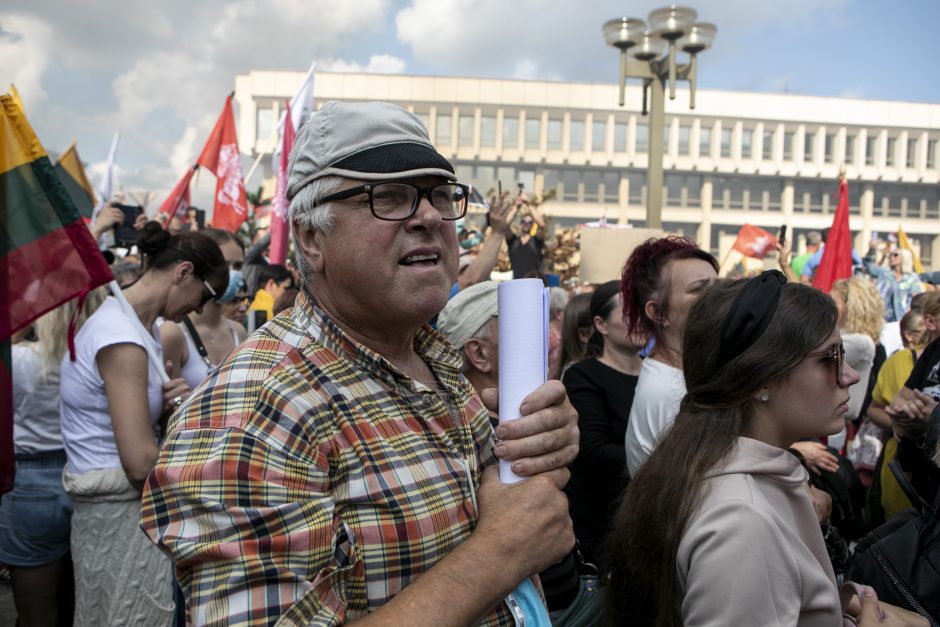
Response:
[497,278,549,484]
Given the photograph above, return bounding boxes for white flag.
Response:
[91,131,121,226]
[272,61,316,167]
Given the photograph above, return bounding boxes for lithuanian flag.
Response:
[1,91,113,492]
[54,140,97,219]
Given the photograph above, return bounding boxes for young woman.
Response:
[558,292,593,375]
[866,248,925,322]
[59,222,227,626]
[562,280,645,564]
[605,272,923,626]
[621,236,719,476]
[1,291,105,627]
[160,228,248,390]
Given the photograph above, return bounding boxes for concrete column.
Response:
[698,176,713,248]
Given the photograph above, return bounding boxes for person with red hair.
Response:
[622,236,719,477]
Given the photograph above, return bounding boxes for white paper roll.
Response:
[497,278,549,484]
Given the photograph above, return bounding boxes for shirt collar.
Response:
[292,290,464,389]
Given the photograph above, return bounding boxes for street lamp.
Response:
[603,6,716,228]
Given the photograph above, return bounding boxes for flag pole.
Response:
[108,280,169,384]
[244,128,280,185]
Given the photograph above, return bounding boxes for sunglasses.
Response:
[199,280,218,307]
[804,341,846,386]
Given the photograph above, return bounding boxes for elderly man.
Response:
[141,101,577,626]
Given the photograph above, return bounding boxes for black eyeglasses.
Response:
[804,341,846,386]
[316,182,470,221]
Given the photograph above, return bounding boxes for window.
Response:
[547,119,563,150]
[626,171,645,205]
[458,115,474,146]
[928,139,937,170]
[845,135,855,165]
[804,132,814,162]
[699,126,711,157]
[636,123,649,153]
[502,116,519,149]
[762,130,773,160]
[824,133,835,163]
[603,171,620,202]
[256,107,275,143]
[583,171,600,202]
[794,180,834,214]
[720,128,731,158]
[436,113,452,144]
[741,128,752,159]
[569,120,584,151]
[497,166,516,188]
[663,125,670,151]
[614,123,627,152]
[480,116,496,147]
[525,118,541,149]
[665,174,702,207]
[783,132,794,161]
[678,125,690,156]
[561,170,580,201]
[866,135,876,166]
[592,121,607,152]
[886,137,896,166]
[907,138,917,168]
[542,169,560,197]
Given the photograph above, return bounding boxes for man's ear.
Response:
[462,338,492,374]
[294,225,326,274]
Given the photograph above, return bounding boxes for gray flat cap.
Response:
[287,101,456,200]
[437,281,499,350]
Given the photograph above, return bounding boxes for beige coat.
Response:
[677,437,841,626]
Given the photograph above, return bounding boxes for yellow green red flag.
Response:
[897,225,924,274]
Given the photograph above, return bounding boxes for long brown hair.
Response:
[603,279,837,626]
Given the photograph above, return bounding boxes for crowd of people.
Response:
[4,98,940,626]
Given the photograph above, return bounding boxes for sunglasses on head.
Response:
[199,280,218,307]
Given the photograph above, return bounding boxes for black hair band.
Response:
[714,269,786,373]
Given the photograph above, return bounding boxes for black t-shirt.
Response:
[506,233,544,279]
[561,357,639,563]
[906,336,940,399]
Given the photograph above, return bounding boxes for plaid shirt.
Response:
[140,291,513,626]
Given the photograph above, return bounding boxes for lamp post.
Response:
[603,7,716,229]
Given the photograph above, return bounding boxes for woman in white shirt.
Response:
[0,290,104,627]
[59,222,227,627]
[620,236,719,477]
[606,273,924,626]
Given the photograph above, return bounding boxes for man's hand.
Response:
[481,380,578,482]
[886,387,932,436]
[471,465,574,580]
[487,193,517,235]
[790,440,839,475]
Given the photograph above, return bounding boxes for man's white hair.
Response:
[289,175,344,290]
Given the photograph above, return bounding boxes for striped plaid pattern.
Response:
[140,291,513,626]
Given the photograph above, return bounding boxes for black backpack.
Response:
[849,460,940,625]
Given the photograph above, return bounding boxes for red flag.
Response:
[269,99,296,265]
[159,165,196,229]
[732,224,778,259]
[197,95,248,232]
[812,178,853,293]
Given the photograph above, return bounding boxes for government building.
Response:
[234,70,940,269]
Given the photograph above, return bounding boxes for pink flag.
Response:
[197,95,248,232]
[269,99,296,265]
[159,165,196,229]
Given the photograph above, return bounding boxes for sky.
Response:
[2,0,939,210]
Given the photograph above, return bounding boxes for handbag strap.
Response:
[181,316,212,368]
[887,459,932,513]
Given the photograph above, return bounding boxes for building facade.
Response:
[234,70,940,268]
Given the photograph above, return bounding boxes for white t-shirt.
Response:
[12,343,64,454]
[625,357,686,477]
[60,297,164,475]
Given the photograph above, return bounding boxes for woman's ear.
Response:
[593,314,607,337]
[752,386,771,403]
[173,260,195,284]
[925,314,937,332]
[645,300,665,328]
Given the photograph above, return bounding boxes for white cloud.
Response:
[320,54,407,74]
[0,14,54,106]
